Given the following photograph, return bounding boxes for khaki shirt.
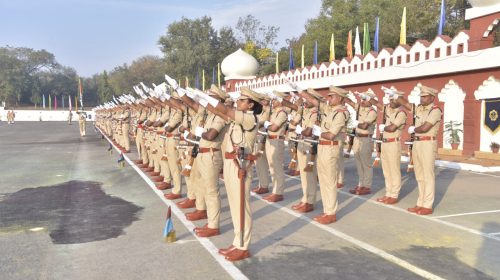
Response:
[382,106,407,138]
[354,104,377,135]
[147,109,157,123]
[320,105,348,142]
[415,104,442,137]
[257,105,271,125]
[139,108,148,123]
[199,112,226,149]
[223,110,258,154]
[167,109,182,133]
[268,107,288,137]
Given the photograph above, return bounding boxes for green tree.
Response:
[97,71,114,103]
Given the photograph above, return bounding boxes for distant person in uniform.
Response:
[78,112,87,136]
[68,111,73,125]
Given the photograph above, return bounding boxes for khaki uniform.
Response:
[79,113,86,136]
[353,104,377,187]
[191,111,226,228]
[317,105,348,215]
[381,106,407,198]
[413,104,441,208]
[255,106,271,188]
[145,109,158,167]
[266,107,288,195]
[157,107,172,183]
[165,108,183,195]
[121,110,131,151]
[222,110,258,250]
[297,106,318,204]
[288,105,303,172]
[136,108,148,160]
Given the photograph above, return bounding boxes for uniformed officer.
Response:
[261,90,288,202]
[251,96,272,194]
[68,110,73,125]
[400,84,442,215]
[78,112,87,136]
[373,87,407,204]
[345,90,378,195]
[196,86,263,261]
[311,86,349,224]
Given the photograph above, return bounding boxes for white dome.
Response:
[469,0,498,7]
[221,49,259,80]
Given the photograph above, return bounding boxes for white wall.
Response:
[0,108,94,122]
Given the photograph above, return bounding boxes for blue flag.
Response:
[163,206,174,237]
[313,41,318,64]
[289,47,295,70]
[42,94,46,109]
[212,67,215,85]
[374,17,380,52]
[438,0,446,35]
[195,67,200,89]
[117,153,124,163]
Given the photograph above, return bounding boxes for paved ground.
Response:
[1,122,499,280]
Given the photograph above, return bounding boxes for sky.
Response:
[0,0,322,77]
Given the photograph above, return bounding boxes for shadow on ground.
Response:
[0,180,143,244]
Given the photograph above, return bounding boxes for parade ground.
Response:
[1,122,499,280]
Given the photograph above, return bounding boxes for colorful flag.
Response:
[374,17,380,52]
[195,68,200,89]
[49,95,52,110]
[363,23,371,55]
[289,47,295,70]
[301,44,305,68]
[202,69,205,91]
[163,206,175,241]
[400,7,407,45]
[354,26,361,56]
[347,30,353,59]
[329,33,335,62]
[275,52,279,74]
[75,96,78,111]
[313,41,318,65]
[69,95,72,111]
[212,67,216,85]
[217,63,221,87]
[117,153,125,163]
[185,77,189,88]
[438,0,446,35]
[62,95,65,109]
[78,77,83,109]
[54,95,58,110]
[42,94,46,109]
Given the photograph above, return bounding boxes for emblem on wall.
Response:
[484,98,500,134]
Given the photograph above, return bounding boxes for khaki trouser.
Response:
[122,123,130,151]
[191,151,223,228]
[166,137,182,194]
[224,156,253,250]
[265,139,285,195]
[136,128,144,159]
[353,137,373,187]
[158,138,171,183]
[381,141,402,198]
[297,143,317,204]
[180,151,197,201]
[255,147,270,188]
[317,144,341,215]
[79,120,86,136]
[338,148,345,184]
[413,140,437,209]
[147,132,155,168]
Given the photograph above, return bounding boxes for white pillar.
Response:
[438,80,466,150]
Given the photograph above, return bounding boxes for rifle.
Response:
[406,104,416,172]
[345,105,360,158]
[304,103,320,172]
[288,103,303,170]
[373,105,386,167]
[237,146,246,247]
[181,110,208,177]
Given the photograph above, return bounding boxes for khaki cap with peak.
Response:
[209,84,229,100]
[419,84,438,96]
[328,85,349,97]
[307,88,324,100]
[240,87,265,102]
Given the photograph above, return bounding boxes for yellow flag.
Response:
[202,69,205,91]
[275,52,279,74]
[301,44,304,68]
[329,33,335,62]
[217,63,221,87]
[185,77,189,88]
[400,7,406,45]
[75,95,78,111]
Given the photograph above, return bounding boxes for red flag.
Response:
[54,95,58,110]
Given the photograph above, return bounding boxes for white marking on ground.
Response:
[433,209,500,219]
[250,192,446,280]
[56,174,63,177]
[98,128,248,280]
[29,227,45,232]
[285,175,500,242]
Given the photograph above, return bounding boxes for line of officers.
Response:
[94,79,441,262]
